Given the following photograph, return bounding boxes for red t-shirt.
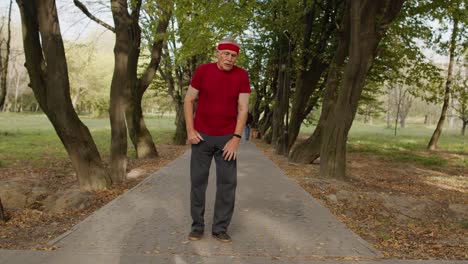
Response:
[190,63,251,136]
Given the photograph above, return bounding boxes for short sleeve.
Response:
[190,65,204,90]
[240,70,251,93]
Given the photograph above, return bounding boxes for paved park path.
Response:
[0,142,466,264]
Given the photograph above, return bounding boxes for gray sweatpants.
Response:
[190,132,237,234]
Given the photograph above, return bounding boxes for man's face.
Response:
[216,49,238,71]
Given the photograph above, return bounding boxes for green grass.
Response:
[1,113,465,168]
[0,113,176,167]
[301,122,466,167]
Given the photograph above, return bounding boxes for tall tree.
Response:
[319,0,405,178]
[287,0,341,152]
[0,0,12,110]
[16,0,111,190]
[452,55,468,135]
[75,0,172,159]
[127,1,172,158]
[427,9,463,149]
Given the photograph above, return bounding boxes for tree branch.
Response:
[73,0,115,33]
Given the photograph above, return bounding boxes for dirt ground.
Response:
[0,144,188,250]
[254,139,467,260]
[1,141,467,260]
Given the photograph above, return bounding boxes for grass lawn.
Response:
[0,113,177,167]
[0,113,465,168]
[300,122,466,167]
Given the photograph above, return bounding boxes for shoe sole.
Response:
[212,235,231,243]
[188,236,202,241]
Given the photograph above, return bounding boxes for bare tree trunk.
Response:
[127,7,171,158]
[0,0,13,110]
[320,0,405,179]
[394,85,401,136]
[109,0,144,183]
[16,0,111,191]
[289,8,349,164]
[288,0,337,151]
[0,197,7,222]
[14,67,20,112]
[271,54,286,153]
[462,120,467,136]
[173,97,186,145]
[72,87,80,109]
[75,0,168,159]
[428,18,458,150]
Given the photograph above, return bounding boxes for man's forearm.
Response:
[184,100,195,133]
[234,109,248,136]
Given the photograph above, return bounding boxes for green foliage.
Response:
[416,0,467,56]
[359,81,386,120]
[171,0,255,65]
[64,38,113,116]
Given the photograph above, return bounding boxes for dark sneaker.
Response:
[212,232,232,243]
[188,230,204,241]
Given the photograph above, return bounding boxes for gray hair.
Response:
[218,37,240,48]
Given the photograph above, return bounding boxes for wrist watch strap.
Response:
[233,133,242,139]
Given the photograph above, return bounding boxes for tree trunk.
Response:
[0,197,7,222]
[14,68,20,112]
[109,0,144,183]
[320,0,405,179]
[288,0,337,151]
[258,108,272,140]
[428,18,458,150]
[173,98,186,145]
[462,120,467,136]
[289,124,322,163]
[0,0,13,111]
[172,61,192,145]
[72,87,80,109]
[160,48,191,145]
[399,116,406,128]
[17,0,111,191]
[289,7,349,165]
[126,6,171,158]
[289,68,337,164]
[251,79,267,128]
[126,92,158,158]
[288,63,326,149]
[271,57,286,153]
[394,89,400,136]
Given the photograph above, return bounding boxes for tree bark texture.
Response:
[288,0,338,151]
[0,0,12,111]
[16,0,111,191]
[126,4,171,158]
[173,61,193,145]
[109,0,142,182]
[160,41,194,145]
[289,10,349,165]
[428,18,459,150]
[320,0,405,178]
[173,97,187,145]
[271,42,287,153]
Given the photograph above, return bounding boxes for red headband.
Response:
[217,43,240,53]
